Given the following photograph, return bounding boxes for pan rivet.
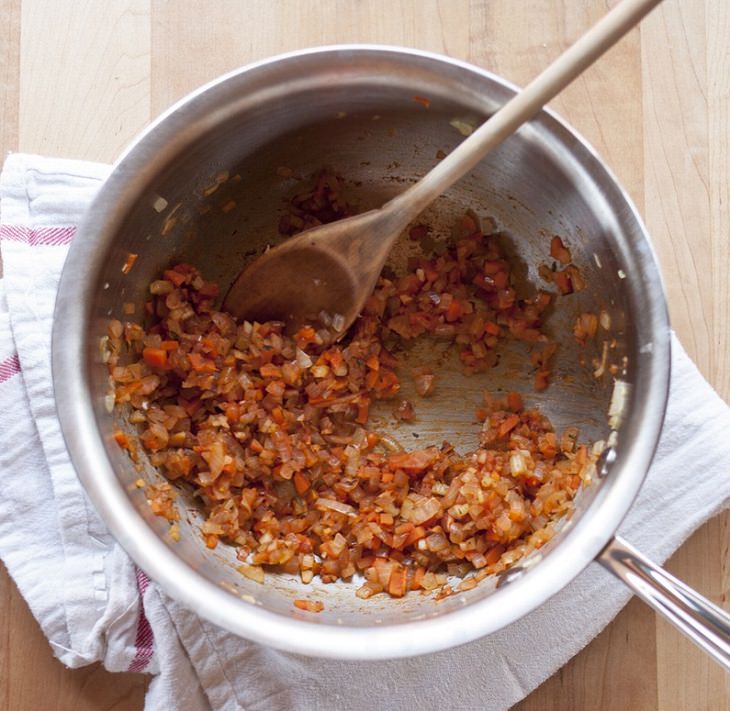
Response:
[597,447,617,478]
[496,565,525,588]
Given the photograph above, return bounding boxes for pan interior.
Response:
[89,66,635,627]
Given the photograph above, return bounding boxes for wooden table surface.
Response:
[1,1,728,709]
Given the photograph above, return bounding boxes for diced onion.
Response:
[315,498,356,516]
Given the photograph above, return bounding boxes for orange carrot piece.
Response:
[356,398,370,425]
[498,414,520,437]
[143,347,168,369]
[163,269,186,287]
[550,235,572,265]
[293,471,310,496]
[507,392,523,413]
[293,599,324,612]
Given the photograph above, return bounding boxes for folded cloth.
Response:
[1,152,729,711]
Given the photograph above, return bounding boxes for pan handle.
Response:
[598,535,730,670]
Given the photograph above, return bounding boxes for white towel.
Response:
[1,152,728,711]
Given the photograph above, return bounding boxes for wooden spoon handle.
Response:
[385,0,663,224]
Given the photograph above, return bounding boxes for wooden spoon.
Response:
[223,0,662,338]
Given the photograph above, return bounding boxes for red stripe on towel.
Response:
[0,353,21,384]
[0,225,76,246]
[128,569,155,673]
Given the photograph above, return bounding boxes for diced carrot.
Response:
[121,253,138,274]
[423,265,439,282]
[295,325,317,346]
[535,370,550,391]
[293,471,310,496]
[538,432,558,457]
[388,563,407,597]
[327,350,344,370]
[473,274,495,292]
[199,281,220,298]
[377,370,400,393]
[388,447,439,473]
[293,599,324,612]
[143,347,168,369]
[553,269,573,295]
[113,430,129,449]
[163,269,186,287]
[493,271,509,289]
[413,95,431,109]
[201,336,219,354]
[498,414,520,437]
[356,398,370,425]
[188,352,215,373]
[405,526,426,546]
[398,273,422,295]
[445,299,463,322]
[483,260,504,275]
[550,235,572,265]
[260,363,281,378]
[507,392,523,413]
[365,370,380,390]
[485,544,505,566]
[410,566,425,590]
[307,394,333,406]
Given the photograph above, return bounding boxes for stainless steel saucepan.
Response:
[52,46,730,665]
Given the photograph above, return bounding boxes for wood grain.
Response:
[0,0,21,168]
[656,517,730,711]
[470,0,644,206]
[18,0,151,161]
[1,1,728,709]
[641,3,730,709]
[1,1,151,709]
[0,567,148,711]
[707,0,730,401]
[150,0,472,116]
